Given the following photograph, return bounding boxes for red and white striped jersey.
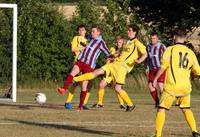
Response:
[77,36,111,69]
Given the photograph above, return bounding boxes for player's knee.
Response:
[114,86,121,92]
[157,108,165,112]
[99,81,106,88]
[149,85,156,92]
[181,108,190,113]
[94,68,104,76]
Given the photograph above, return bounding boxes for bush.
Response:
[0,0,74,84]
[0,8,13,83]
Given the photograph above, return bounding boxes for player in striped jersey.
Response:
[146,32,166,107]
[57,24,112,110]
[73,24,148,112]
[65,25,92,110]
[152,28,200,137]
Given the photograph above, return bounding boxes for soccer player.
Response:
[57,24,112,111]
[152,28,200,137]
[73,24,147,112]
[65,25,91,110]
[92,36,125,109]
[146,32,166,107]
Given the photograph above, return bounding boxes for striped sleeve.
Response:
[159,43,166,60]
[100,40,111,57]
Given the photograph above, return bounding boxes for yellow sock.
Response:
[66,85,75,103]
[156,111,165,137]
[97,88,105,105]
[73,73,95,82]
[118,90,133,106]
[184,110,197,132]
[83,92,90,105]
[116,92,124,105]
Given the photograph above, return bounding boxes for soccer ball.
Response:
[35,92,46,104]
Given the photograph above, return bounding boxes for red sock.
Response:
[79,91,87,109]
[150,90,159,103]
[63,74,73,90]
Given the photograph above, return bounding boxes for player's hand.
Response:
[80,42,86,47]
[80,47,85,51]
[134,59,140,64]
[152,79,157,88]
[145,69,149,76]
[107,57,114,63]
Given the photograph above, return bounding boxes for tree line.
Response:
[0,0,199,84]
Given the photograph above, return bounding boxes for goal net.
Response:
[0,4,17,102]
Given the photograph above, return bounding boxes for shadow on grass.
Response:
[0,103,65,110]
[170,133,190,137]
[6,118,114,136]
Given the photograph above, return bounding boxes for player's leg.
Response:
[158,82,164,93]
[155,108,166,137]
[83,80,93,109]
[148,82,159,107]
[157,71,165,94]
[78,80,89,110]
[92,79,107,108]
[179,95,200,136]
[115,84,135,112]
[57,64,80,95]
[74,68,105,82]
[154,91,175,137]
[148,70,160,107]
[182,108,199,136]
[65,82,78,109]
[116,92,126,109]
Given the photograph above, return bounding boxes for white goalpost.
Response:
[0,4,17,102]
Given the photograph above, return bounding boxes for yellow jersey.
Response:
[71,36,88,61]
[114,38,146,72]
[109,47,123,57]
[109,47,116,55]
[161,44,200,96]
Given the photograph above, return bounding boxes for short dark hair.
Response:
[173,28,186,38]
[77,24,85,31]
[128,24,139,36]
[91,24,102,33]
[150,32,158,37]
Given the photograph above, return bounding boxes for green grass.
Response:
[0,87,199,137]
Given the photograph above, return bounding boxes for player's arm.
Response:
[153,68,165,87]
[106,47,115,63]
[191,52,200,76]
[71,36,85,53]
[100,41,113,59]
[145,59,150,76]
[135,53,147,64]
[153,48,171,87]
[134,40,147,64]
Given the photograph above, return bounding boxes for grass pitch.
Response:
[0,87,199,137]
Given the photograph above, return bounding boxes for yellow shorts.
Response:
[159,91,190,110]
[101,62,128,85]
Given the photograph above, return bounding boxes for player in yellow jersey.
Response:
[152,28,200,137]
[73,24,147,112]
[92,36,125,109]
[65,25,92,110]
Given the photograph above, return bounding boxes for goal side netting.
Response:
[0,4,17,102]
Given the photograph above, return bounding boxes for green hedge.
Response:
[0,0,199,85]
[0,0,74,84]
